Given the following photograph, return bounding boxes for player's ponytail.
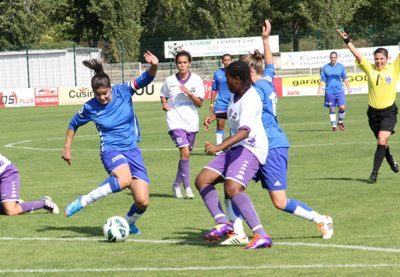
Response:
[240,50,265,75]
[83,59,111,91]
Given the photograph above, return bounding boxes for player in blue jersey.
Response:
[220,20,334,245]
[210,54,233,149]
[62,51,159,235]
[318,52,351,131]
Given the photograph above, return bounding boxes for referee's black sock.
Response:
[372,144,387,173]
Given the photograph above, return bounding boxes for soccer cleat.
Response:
[220,233,249,246]
[172,185,183,198]
[317,215,334,239]
[42,196,59,214]
[64,196,83,217]
[184,187,195,199]
[368,171,378,184]
[338,122,344,131]
[386,155,399,173]
[128,222,141,235]
[244,234,273,249]
[204,223,233,241]
[332,127,336,131]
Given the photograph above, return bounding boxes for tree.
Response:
[302,0,367,49]
[0,0,47,50]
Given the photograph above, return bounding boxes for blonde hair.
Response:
[240,50,264,75]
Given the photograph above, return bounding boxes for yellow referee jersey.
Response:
[357,55,400,109]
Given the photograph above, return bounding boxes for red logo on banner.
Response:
[203,80,212,100]
[35,88,59,106]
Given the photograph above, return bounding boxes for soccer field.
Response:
[0,94,399,276]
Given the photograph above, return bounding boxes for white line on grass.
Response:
[5,138,400,152]
[0,264,399,273]
[1,236,400,253]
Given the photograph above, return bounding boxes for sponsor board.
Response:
[0,88,35,108]
[35,88,59,106]
[59,86,94,105]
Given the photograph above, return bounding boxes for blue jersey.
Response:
[254,64,290,149]
[320,63,348,94]
[68,72,154,152]
[212,68,232,110]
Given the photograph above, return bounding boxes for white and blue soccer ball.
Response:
[103,216,130,242]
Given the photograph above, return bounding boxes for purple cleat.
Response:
[204,223,233,241]
[244,234,273,250]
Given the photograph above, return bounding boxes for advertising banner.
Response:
[164,36,279,59]
[59,86,94,106]
[0,88,35,108]
[35,88,59,106]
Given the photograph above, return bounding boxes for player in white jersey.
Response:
[196,60,272,250]
[0,153,59,215]
[160,50,205,199]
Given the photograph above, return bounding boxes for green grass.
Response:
[0,94,399,276]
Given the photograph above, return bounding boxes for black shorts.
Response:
[367,103,398,138]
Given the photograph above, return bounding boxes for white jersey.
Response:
[160,72,205,132]
[228,86,268,164]
[0,153,12,175]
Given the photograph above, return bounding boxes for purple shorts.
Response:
[168,129,197,151]
[101,147,150,184]
[254,147,288,191]
[205,146,260,187]
[0,164,20,202]
[324,93,346,108]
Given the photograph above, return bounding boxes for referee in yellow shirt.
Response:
[337,28,400,183]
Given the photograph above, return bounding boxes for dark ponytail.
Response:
[83,59,111,91]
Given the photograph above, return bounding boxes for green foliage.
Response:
[0,0,47,50]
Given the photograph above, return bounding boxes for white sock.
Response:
[225,199,246,237]
[216,132,224,145]
[125,213,142,223]
[329,113,336,127]
[81,185,113,207]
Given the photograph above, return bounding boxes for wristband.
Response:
[343,37,351,44]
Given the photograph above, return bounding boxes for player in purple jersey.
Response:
[0,153,59,215]
[220,20,333,245]
[317,52,351,131]
[160,50,205,199]
[210,54,233,149]
[62,51,158,235]
[196,60,272,250]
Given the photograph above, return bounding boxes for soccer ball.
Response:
[103,216,130,242]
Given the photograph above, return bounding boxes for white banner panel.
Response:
[0,88,35,107]
[281,45,399,69]
[164,36,279,59]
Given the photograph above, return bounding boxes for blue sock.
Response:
[283,198,312,213]
[127,203,146,217]
[98,176,122,192]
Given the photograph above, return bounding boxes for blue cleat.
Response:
[204,223,233,241]
[128,222,141,235]
[64,196,84,217]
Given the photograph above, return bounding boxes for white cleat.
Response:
[172,185,183,199]
[317,215,334,239]
[220,233,249,246]
[42,196,60,214]
[184,187,194,199]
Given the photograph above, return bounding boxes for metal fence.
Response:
[0,47,366,89]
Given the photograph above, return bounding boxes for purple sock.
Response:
[231,192,266,236]
[173,160,182,187]
[180,159,190,189]
[19,200,45,214]
[199,185,229,225]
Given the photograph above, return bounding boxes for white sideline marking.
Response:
[5,138,400,152]
[0,264,399,273]
[1,236,400,253]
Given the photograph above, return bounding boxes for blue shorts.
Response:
[214,104,228,114]
[254,147,288,191]
[100,148,150,184]
[324,93,346,108]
